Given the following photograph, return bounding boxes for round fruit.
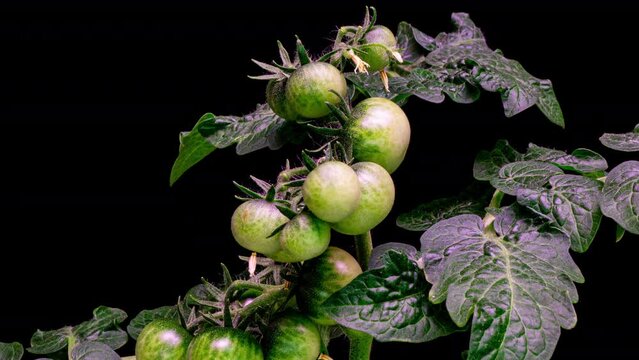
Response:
[270,212,331,263]
[357,43,390,72]
[231,199,289,255]
[285,62,347,119]
[349,97,411,173]
[135,319,192,360]
[266,79,299,121]
[302,161,361,223]
[297,247,362,325]
[188,327,263,360]
[363,25,397,48]
[262,310,321,360]
[331,162,395,235]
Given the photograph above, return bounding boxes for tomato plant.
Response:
[3,5,638,360]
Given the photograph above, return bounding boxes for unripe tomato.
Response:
[231,199,289,255]
[285,62,348,119]
[262,310,321,360]
[331,162,395,235]
[349,97,411,173]
[266,79,299,121]
[357,43,391,72]
[302,161,361,223]
[363,25,397,48]
[296,247,362,325]
[188,327,263,360]
[135,319,192,360]
[270,212,331,263]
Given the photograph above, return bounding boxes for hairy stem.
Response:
[343,327,373,360]
[483,189,504,229]
[354,231,373,270]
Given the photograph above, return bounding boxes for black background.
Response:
[2,0,638,358]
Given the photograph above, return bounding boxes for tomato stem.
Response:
[483,189,504,232]
[343,327,373,360]
[354,231,372,270]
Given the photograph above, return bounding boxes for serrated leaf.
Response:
[73,306,127,340]
[601,161,639,234]
[421,214,583,359]
[0,342,24,360]
[421,13,564,127]
[524,144,608,175]
[346,68,478,105]
[127,306,179,340]
[70,342,120,360]
[323,250,460,342]
[170,113,217,186]
[490,161,562,195]
[599,124,639,152]
[368,243,419,269]
[397,197,486,232]
[28,328,71,354]
[396,22,429,64]
[206,104,291,156]
[473,140,523,181]
[517,175,603,252]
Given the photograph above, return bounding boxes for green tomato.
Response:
[349,97,411,173]
[262,310,321,360]
[363,25,397,48]
[285,62,347,119]
[231,199,289,255]
[270,212,331,263]
[266,78,300,121]
[297,247,362,325]
[331,162,395,235]
[302,161,361,223]
[357,43,390,72]
[135,319,192,360]
[188,327,263,360]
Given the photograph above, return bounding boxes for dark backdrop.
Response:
[2,0,637,358]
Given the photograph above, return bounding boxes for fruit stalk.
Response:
[354,231,372,270]
[343,327,373,360]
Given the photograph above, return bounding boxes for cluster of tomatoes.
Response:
[135,25,410,360]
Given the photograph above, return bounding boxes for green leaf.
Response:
[72,307,127,342]
[170,113,217,186]
[517,175,603,252]
[421,214,583,359]
[368,243,419,269]
[490,161,562,195]
[599,124,639,152]
[397,196,486,232]
[323,250,460,342]
[0,342,24,360]
[524,144,608,175]
[70,342,120,360]
[127,306,180,340]
[28,328,71,354]
[346,68,479,106]
[473,140,523,181]
[422,13,564,127]
[616,224,626,242]
[84,330,128,351]
[601,161,639,234]
[204,104,291,155]
[395,22,430,64]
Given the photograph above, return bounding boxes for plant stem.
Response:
[483,189,504,229]
[343,327,373,360]
[121,357,136,360]
[354,231,373,270]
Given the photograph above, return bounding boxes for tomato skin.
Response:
[349,97,411,173]
[262,310,321,360]
[297,247,362,325]
[188,327,263,360]
[270,212,331,263]
[285,62,348,119]
[363,25,397,48]
[331,162,395,235]
[302,161,361,223]
[135,319,192,360]
[266,79,299,121]
[357,43,390,72]
[231,199,289,255]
